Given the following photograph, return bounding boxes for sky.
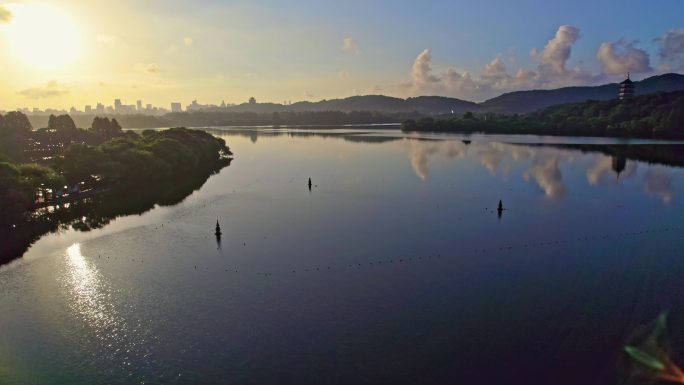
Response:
[0,0,683,110]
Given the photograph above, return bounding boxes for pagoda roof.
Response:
[620,78,634,85]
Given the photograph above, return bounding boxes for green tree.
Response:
[60,144,109,184]
[47,114,77,133]
[2,111,32,136]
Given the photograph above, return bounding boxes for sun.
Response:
[4,3,81,70]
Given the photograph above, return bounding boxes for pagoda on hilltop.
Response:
[618,73,635,100]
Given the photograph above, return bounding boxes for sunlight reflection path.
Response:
[63,243,150,374]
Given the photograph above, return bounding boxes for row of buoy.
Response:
[87,223,682,279]
[189,223,682,277]
[213,178,315,239]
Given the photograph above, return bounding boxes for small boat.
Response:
[215,220,222,237]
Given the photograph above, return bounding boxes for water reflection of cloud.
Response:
[405,139,468,180]
[524,154,566,198]
[510,146,533,161]
[477,144,506,174]
[643,168,674,204]
[586,156,637,186]
[400,140,669,202]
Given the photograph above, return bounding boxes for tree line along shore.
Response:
[401,90,684,139]
[0,113,232,264]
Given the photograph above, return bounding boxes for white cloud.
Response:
[395,48,483,99]
[0,5,12,23]
[524,154,565,198]
[342,37,360,54]
[597,39,651,76]
[403,139,468,180]
[168,37,194,53]
[643,168,674,204]
[481,56,510,85]
[17,80,69,99]
[390,25,608,101]
[586,156,637,186]
[411,49,439,86]
[657,28,684,71]
[531,25,581,75]
[135,62,162,74]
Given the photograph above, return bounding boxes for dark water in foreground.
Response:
[2,128,684,385]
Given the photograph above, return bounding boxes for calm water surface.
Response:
[1,128,684,384]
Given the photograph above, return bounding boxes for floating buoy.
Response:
[215,220,222,237]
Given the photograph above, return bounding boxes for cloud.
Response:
[531,25,580,75]
[135,63,161,74]
[411,49,440,86]
[0,5,11,23]
[524,154,566,198]
[17,80,69,99]
[597,39,651,75]
[586,155,637,186]
[477,142,507,174]
[643,168,674,204]
[404,139,468,180]
[480,56,511,87]
[342,37,360,54]
[168,37,194,53]
[391,25,605,101]
[656,28,684,71]
[529,25,600,87]
[96,34,119,44]
[395,48,482,99]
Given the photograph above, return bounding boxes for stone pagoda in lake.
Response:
[618,73,635,100]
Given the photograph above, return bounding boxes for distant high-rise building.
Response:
[114,99,122,112]
[146,103,152,112]
[85,105,92,114]
[96,103,105,114]
[618,73,635,100]
[136,100,143,111]
[171,102,182,112]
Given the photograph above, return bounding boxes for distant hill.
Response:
[221,73,684,115]
[23,73,684,129]
[216,95,478,115]
[479,73,684,113]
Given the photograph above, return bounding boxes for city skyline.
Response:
[4,97,259,115]
[0,0,683,110]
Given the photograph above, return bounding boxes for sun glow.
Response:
[5,3,81,69]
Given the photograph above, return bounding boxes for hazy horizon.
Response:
[0,0,683,110]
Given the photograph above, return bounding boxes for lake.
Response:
[2,127,684,385]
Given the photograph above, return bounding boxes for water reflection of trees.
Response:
[225,129,681,203]
[0,159,231,265]
[203,127,404,145]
